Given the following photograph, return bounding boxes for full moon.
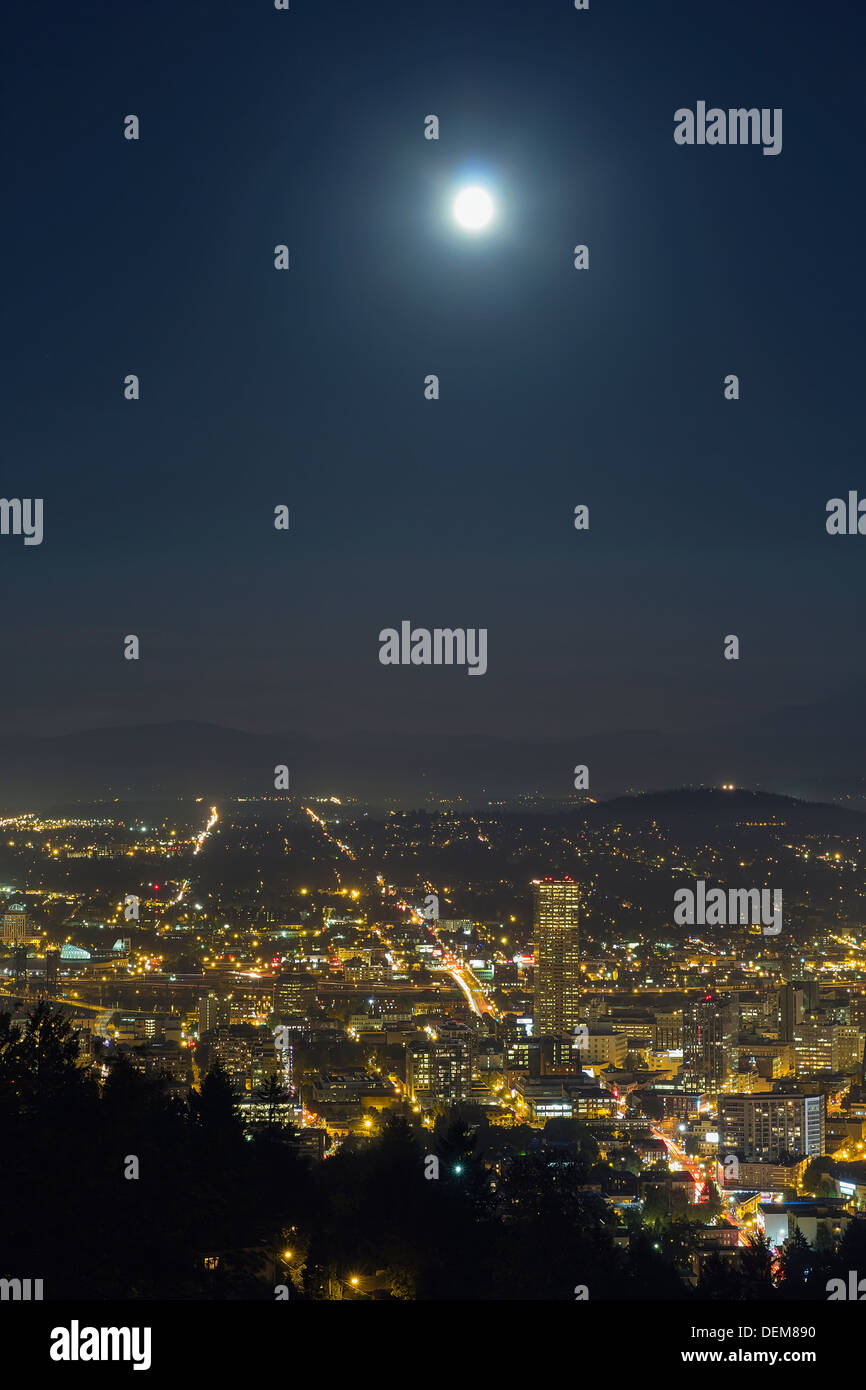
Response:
[453,185,494,231]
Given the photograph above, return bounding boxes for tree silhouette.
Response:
[739,1229,775,1299]
[778,1227,813,1295]
[190,1059,242,1146]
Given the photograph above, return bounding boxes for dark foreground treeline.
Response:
[1,1006,864,1300]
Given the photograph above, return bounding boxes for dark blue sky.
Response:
[4,0,865,755]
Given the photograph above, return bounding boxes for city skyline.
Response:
[3,793,866,1312]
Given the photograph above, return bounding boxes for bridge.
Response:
[0,986,114,1032]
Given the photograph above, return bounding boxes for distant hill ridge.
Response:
[0,718,863,810]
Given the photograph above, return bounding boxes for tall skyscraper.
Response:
[1,903,29,946]
[197,991,230,1037]
[683,992,738,1094]
[777,979,819,1042]
[532,879,581,1040]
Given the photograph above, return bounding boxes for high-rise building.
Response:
[849,995,866,1033]
[503,1033,580,1077]
[1,904,28,946]
[719,1092,825,1163]
[532,879,581,1040]
[583,1029,628,1068]
[655,1009,684,1050]
[683,993,738,1094]
[793,1021,863,1075]
[45,948,60,991]
[212,1024,268,1093]
[197,991,230,1037]
[250,1039,281,1092]
[405,1038,473,1104]
[12,946,27,990]
[777,980,819,1042]
[273,970,316,1019]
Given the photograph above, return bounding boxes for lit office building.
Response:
[683,993,738,1094]
[198,992,230,1036]
[777,980,819,1042]
[532,879,581,1040]
[655,1009,683,1050]
[405,1039,473,1104]
[273,970,317,1019]
[1,904,29,946]
[719,1092,825,1163]
[793,1021,863,1075]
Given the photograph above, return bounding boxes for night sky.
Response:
[4,1,865,783]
